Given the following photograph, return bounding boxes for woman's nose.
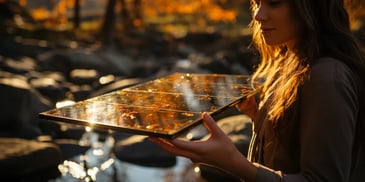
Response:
[254,6,267,22]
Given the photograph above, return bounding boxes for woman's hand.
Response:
[149,112,257,181]
[235,95,257,119]
[149,113,238,165]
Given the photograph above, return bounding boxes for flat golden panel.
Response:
[39,73,257,139]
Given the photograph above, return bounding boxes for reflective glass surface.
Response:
[39,73,258,139]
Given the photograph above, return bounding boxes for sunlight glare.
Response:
[56,100,76,108]
[194,166,200,173]
[99,74,115,85]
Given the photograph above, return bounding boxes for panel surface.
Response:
[39,73,258,139]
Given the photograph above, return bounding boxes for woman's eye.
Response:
[268,0,282,7]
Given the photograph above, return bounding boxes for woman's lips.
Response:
[261,28,275,34]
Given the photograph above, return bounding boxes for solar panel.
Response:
[39,73,258,139]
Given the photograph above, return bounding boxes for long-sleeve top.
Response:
[248,57,365,182]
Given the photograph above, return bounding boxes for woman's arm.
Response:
[150,59,359,182]
[296,59,358,181]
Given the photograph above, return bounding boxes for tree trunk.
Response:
[120,0,132,30]
[100,0,117,45]
[133,0,142,28]
[73,0,80,29]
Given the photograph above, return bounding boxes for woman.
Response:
[150,0,365,181]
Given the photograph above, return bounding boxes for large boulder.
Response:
[113,135,176,168]
[0,138,63,181]
[0,77,50,139]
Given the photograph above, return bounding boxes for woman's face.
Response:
[253,0,299,48]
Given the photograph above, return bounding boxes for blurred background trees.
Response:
[1,0,252,45]
[2,0,363,48]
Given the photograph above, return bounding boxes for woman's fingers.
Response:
[149,112,239,165]
[148,137,201,161]
[201,112,226,137]
[236,96,256,112]
[235,96,257,119]
[161,112,224,151]
[148,137,181,154]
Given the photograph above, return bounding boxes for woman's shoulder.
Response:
[305,57,364,101]
[305,57,364,98]
[311,57,351,72]
[309,57,357,83]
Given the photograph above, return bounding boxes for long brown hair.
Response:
[249,0,365,123]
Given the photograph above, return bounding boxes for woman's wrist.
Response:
[220,148,257,182]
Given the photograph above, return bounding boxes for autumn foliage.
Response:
[19,0,241,29]
[143,0,237,22]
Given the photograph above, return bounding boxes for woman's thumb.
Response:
[202,112,223,135]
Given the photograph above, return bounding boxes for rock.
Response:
[0,77,44,139]
[29,77,70,104]
[0,137,62,181]
[69,84,94,101]
[53,138,90,159]
[37,51,73,74]
[0,56,36,74]
[197,56,233,74]
[68,50,108,71]
[69,68,99,85]
[90,77,143,97]
[216,114,252,155]
[113,136,176,168]
[95,48,134,76]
